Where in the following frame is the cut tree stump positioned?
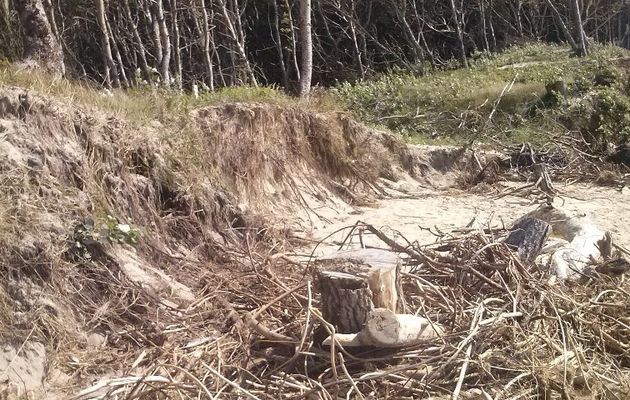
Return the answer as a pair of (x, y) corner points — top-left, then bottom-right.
(316, 249), (400, 334)
(505, 217), (551, 263)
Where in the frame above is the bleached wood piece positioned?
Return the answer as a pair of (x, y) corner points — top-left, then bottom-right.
(322, 308), (443, 348)
(517, 205), (611, 280)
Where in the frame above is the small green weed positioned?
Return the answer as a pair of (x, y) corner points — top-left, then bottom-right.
(72, 215), (140, 260)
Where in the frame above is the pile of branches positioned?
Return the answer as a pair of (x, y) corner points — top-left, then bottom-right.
(72, 223), (629, 399)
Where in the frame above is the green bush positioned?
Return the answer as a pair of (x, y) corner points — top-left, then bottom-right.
(591, 87), (630, 145)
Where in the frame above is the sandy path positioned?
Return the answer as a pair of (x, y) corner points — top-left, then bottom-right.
(301, 182), (630, 258)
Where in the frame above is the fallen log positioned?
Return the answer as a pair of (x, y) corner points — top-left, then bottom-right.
(322, 308), (443, 348)
(516, 205), (612, 280)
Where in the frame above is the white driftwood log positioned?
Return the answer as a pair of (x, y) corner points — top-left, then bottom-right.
(322, 308), (443, 348)
(516, 205), (610, 280)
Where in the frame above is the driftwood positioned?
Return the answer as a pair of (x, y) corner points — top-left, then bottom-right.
(322, 308), (443, 348)
(533, 163), (556, 202)
(517, 205), (612, 280)
(504, 217), (551, 263)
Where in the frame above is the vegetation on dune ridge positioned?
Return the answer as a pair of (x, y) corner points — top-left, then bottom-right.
(335, 42), (630, 146)
(0, 64), (296, 123)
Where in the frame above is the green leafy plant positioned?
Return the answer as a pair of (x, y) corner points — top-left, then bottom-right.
(591, 87), (630, 145)
(72, 215), (140, 260)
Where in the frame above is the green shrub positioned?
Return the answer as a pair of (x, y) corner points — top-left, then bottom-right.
(593, 62), (623, 87)
(591, 87), (630, 144)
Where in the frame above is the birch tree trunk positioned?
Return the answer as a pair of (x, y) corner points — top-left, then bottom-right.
(155, 0), (171, 86)
(122, 0), (152, 84)
(284, 0), (300, 81)
(107, 15), (129, 87)
(96, 0), (119, 88)
(199, 0), (215, 90)
(218, 0), (257, 86)
(571, 0), (588, 56)
(449, 0), (468, 68)
(299, 0), (312, 97)
(544, 0), (579, 53)
(271, 0), (289, 88)
(480, 0), (490, 52)
(171, 0), (182, 90)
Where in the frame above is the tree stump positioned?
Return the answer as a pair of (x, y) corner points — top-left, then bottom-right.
(505, 217), (551, 263)
(316, 249), (400, 334)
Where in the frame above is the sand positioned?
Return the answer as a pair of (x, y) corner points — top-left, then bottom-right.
(301, 182), (630, 258)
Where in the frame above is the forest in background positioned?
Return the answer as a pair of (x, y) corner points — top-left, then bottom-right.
(1, 0), (630, 93)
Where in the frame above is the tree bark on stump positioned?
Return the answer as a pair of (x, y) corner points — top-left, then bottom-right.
(316, 249), (400, 334)
(318, 271), (374, 334)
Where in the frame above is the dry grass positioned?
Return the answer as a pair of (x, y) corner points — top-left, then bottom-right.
(65, 224), (629, 399)
(0, 65), (295, 123)
(0, 83), (410, 398)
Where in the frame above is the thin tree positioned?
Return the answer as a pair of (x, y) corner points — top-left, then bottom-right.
(155, 0), (171, 86)
(299, 0), (312, 97)
(96, 0), (120, 87)
(122, 0), (152, 84)
(544, 0), (580, 54)
(571, 0), (588, 56)
(449, 0), (468, 67)
(199, 0), (215, 90)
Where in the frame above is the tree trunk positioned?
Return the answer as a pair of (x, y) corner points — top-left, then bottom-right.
(15, 0), (65, 75)
(271, 0), (289, 88)
(170, 0), (182, 90)
(571, 0), (588, 56)
(480, 0), (490, 52)
(155, 0), (171, 86)
(284, 0), (300, 81)
(449, 0), (468, 68)
(96, 0), (119, 88)
(544, 0), (579, 54)
(107, 15), (129, 87)
(299, 0), (312, 97)
(488, 0), (497, 49)
(122, 0), (152, 85)
(218, 0), (257, 86)
(199, 0), (215, 90)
